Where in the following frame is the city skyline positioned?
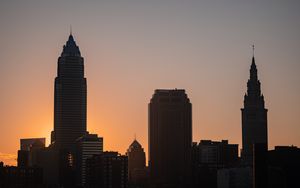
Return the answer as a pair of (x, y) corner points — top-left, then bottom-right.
(1, 1), (300, 166)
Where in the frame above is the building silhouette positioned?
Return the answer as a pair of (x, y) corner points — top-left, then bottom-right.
(217, 167), (252, 188)
(241, 56), (268, 165)
(51, 34), (87, 149)
(195, 140), (238, 169)
(86, 152), (128, 188)
(45, 34), (89, 187)
(20, 138), (46, 151)
(192, 140), (238, 188)
(253, 143), (268, 188)
(0, 162), (43, 188)
(17, 138), (46, 167)
(33, 33), (103, 187)
(126, 138), (148, 186)
(268, 146), (300, 188)
(76, 133), (103, 186)
(149, 89), (192, 187)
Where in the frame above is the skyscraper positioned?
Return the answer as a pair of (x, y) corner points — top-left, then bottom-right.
(51, 34), (87, 149)
(241, 56), (268, 165)
(149, 89), (192, 187)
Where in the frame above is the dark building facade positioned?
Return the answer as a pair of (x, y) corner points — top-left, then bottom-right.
(20, 138), (46, 151)
(241, 56), (268, 165)
(86, 152), (128, 188)
(76, 133), (103, 186)
(39, 34), (89, 187)
(51, 34), (87, 149)
(126, 139), (147, 185)
(268, 146), (300, 188)
(192, 140), (239, 188)
(194, 140), (238, 169)
(253, 143), (268, 188)
(0, 162), (43, 188)
(18, 138), (46, 167)
(149, 89), (192, 187)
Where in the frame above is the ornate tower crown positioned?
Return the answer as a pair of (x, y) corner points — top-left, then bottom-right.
(61, 34), (81, 57)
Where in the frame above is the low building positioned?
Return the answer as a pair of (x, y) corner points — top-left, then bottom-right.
(86, 151), (128, 188)
(268, 146), (300, 188)
(76, 133), (103, 186)
(192, 140), (239, 188)
(17, 138), (46, 167)
(196, 140), (238, 169)
(0, 162), (43, 188)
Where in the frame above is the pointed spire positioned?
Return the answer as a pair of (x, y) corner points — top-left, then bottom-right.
(61, 31), (81, 57)
(251, 56), (256, 67)
(251, 44), (256, 67)
(250, 59), (257, 81)
(249, 45), (258, 81)
(70, 25), (72, 36)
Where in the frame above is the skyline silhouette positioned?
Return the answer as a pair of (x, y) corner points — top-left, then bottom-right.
(1, 1), (300, 166)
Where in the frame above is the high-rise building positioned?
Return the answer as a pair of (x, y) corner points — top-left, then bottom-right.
(241, 56), (268, 165)
(85, 152), (128, 188)
(76, 133), (103, 186)
(39, 34), (88, 187)
(149, 89), (192, 187)
(51, 34), (87, 149)
(126, 138), (147, 185)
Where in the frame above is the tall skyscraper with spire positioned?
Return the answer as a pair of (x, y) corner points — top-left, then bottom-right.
(51, 33), (87, 149)
(241, 54), (268, 164)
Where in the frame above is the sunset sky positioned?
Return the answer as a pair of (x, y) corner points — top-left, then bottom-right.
(0, 0), (299, 165)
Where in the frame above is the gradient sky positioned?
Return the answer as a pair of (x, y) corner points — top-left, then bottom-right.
(0, 0), (299, 166)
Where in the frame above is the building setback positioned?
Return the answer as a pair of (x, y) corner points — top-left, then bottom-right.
(149, 89), (192, 187)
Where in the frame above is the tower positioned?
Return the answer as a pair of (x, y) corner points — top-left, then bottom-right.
(149, 89), (192, 187)
(126, 138), (147, 184)
(51, 34), (87, 149)
(241, 55), (268, 165)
